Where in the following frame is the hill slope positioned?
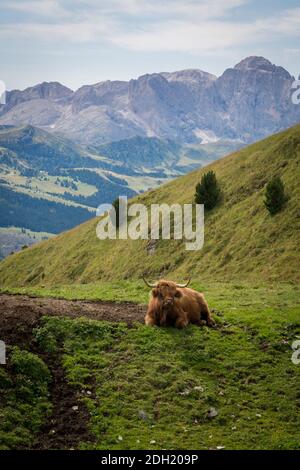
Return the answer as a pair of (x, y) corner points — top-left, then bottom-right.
(0, 125), (300, 286)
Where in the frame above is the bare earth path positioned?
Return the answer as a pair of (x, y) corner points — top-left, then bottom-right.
(0, 293), (146, 346)
(0, 294), (147, 450)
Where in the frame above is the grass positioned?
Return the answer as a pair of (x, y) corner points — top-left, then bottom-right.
(35, 288), (300, 450)
(1, 279), (300, 311)
(0, 226), (54, 240)
(0, 348), (52, 450)
(1, 282), (299, 450)
(0, 125), (299, 287)
(1, 173), (97, 198)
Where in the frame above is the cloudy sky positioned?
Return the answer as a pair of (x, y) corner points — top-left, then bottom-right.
(1, 0), (300, 90)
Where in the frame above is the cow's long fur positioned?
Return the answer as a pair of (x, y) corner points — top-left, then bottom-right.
(144, 279), (214, 328)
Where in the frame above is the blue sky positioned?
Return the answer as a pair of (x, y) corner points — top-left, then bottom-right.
(1, 0), (300, 90)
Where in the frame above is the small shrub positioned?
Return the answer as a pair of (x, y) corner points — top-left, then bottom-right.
(195, 171), (221, 210)
(112, 198), (120, 228)
(264, 176), (286, 215)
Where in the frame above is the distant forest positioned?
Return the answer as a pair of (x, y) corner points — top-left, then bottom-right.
(0, 186), (93, 234)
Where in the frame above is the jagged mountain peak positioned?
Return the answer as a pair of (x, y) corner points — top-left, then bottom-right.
(234, 56), (273, 70)
(161, 69), (216, 84)
(233, 56), (292, 78)
(10, 81), (73, 100)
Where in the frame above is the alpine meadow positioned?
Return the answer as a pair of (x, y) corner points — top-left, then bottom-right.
(1, 0), (300, 454)
(0, 125), (299, 451)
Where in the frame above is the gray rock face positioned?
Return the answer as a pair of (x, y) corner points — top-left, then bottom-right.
(215, 56), (298, 142)
(6, 82), (73, 107)
(0, 57), (299, 146)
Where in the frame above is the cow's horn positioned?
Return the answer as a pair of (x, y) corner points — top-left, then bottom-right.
(142, 277), (158, 288)
(176, 278), (191, 288)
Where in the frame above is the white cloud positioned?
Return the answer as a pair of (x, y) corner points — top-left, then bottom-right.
(93, 0), (248, 19)
(110, 20), (254, 52)
(0, 0), (300, 53)
(110, 7), (300, 53)
(2, 0), (68, 18)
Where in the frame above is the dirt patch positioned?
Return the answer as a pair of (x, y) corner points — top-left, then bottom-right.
(0, 293), (146, 450)
(0, 294), (146, 346)
(32, 355), (94, 450)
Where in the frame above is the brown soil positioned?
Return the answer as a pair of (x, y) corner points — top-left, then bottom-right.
(0, 294), (146, 343)
(31, 355), (95, 451)
(0, 293), (146, 450)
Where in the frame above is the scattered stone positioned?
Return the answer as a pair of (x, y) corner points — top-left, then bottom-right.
(212, 309), (224, 317)
(150, 440), (156, 444)
(72, 405), (79, 411)
(216, 446), (225, 450)
(256, 413), (262, 418)
(118, 435), (123, 441)
(86, 390), (92, 396)
(179, 389), (191, 396)
(194, 386), (204, 392)
(232, 426), (237, 430)
(138, 410), (148, 421)
(207, 407), (218, 419)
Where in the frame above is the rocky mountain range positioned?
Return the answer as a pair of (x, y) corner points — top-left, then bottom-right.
(0, 56), (299, 255)
(1, 56), (299, 147)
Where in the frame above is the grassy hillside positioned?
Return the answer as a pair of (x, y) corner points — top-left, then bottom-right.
(0, 125), (299, 287)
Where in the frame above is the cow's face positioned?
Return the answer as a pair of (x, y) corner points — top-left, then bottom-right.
(152, 281), (182, 309)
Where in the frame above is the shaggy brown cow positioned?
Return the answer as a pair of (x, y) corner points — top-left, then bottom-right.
(143, 278), (214, 329)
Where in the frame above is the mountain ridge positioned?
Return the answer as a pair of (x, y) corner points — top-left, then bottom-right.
(1, 56), (299, 146)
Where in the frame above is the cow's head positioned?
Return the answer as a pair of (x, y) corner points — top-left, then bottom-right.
(143, 278), (190, 309)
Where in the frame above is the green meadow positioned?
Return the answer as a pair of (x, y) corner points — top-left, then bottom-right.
(1, 125), (300, 450)
(1, 281), (299, 450)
